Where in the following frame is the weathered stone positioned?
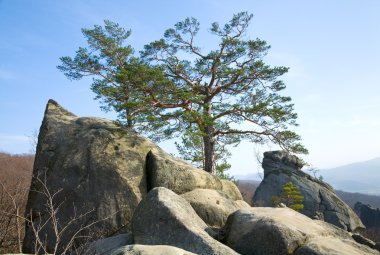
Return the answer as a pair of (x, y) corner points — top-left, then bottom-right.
(262, 150), (304, 174)
(146, 151), (224, 195)
(220, 179), (243, 200)
(181, 189), (250, 228)
(352, 234), (377, 250)
(110, 245), (197, 255)
(354, 202), (380, 228)
(23, 100), (167, 253)
(224, 207), (379, 255)
(295, 236), (379, 255)
(132, 187), (239, 255)
(84, 233), (133, 255)
(252, 150), (364, 231)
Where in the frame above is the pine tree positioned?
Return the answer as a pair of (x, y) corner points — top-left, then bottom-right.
(58, 13), (308, 174)
(272, 182), (304, 211)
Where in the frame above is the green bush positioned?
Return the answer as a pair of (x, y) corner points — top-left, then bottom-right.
(272, 182), (304, 211)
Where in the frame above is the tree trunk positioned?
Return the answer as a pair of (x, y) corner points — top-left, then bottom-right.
(202, 93), (215, 174)
(126, 108), (133, 128)
(203, 127), (215, 174)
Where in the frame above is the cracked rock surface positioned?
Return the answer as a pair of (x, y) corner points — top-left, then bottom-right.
(23, 100), (169, 253)
(224, 207), (379, 255)
(252, 150), (364, 231)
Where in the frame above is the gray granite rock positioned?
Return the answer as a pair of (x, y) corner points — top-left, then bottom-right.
(252, 150), (364, 231)
(181, 188), (249, 228)
(132, 187), (239, 255)
(110, 245), (197, 255)
(354, 202), (380, 228)
(224, 207), (379, 255)
(84, 233), (133, 255)
(23, 100), (168, 253)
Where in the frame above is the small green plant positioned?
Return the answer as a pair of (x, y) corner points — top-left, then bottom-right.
(272, 182), (304, 211)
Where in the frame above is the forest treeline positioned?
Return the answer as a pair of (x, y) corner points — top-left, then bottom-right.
(0, 152), (33, 253)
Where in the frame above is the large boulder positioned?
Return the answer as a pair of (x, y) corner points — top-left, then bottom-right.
(132, 187), (239, 255)
(181, 189), (250, 228)
(252, 150), (364, 231)
(23, 100), (167, 253)
(23, 100), (243, 253)
(354, 202), (380, 228)
(224, 207), (379, 255)
(220, 179), (243, 201)
(111, 245), (197, 255)
(146, 151), (222, 194)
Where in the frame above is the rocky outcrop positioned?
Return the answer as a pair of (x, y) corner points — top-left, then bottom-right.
(224, 207), (379, 255)
(354, 202), (380, 228)
(111, 245), (197, 255)
(252, 150), (364, 231)
(23, 100), (243, 254)
(132, 187), (239, 255)
(25, 100), (375, 255)
(181, 189), (250, 228)
(23, 100), (168, 253)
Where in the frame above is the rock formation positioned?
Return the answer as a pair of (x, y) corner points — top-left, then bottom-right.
(224, 207), (379, 255)
(132, 187), (239, 255)
(23, 100), (166, 253)
(84, 233), (133, 255)
(252, 150), (364, 231)
(111, 245), (197, 255)
(23, 100), (242, 254)
(181, 188), (249, 228)
(354, 202), (380, 228)
(22, 100), (379, 255)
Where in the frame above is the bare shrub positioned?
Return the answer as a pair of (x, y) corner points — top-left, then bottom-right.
(23, 172), (112, 254)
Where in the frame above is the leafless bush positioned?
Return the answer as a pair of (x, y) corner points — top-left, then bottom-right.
(23, 172), (111, 254)
(0, 179), (29, 253)
(0, 153), (112, 254)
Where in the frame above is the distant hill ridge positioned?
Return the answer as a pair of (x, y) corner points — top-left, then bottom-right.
(319, 157), (380, 195)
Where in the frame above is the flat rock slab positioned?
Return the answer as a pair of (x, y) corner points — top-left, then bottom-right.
(84, 233), (133, 255)
(111, 245), (197, 255)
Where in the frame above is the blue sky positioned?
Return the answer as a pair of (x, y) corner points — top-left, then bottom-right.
(1, 0), (379, 175)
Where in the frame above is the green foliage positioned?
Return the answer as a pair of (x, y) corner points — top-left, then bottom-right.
(272, 182), (304, 211)
(142, 11), (308, 172)
(175, 127), (236, 181)
(58, 13), (308, 173)
(57, 20), (172, 141)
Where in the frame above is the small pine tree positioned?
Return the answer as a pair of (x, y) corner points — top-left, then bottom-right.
(272, 182), (304, 211)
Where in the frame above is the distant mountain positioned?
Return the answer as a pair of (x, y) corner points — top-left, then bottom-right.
(335, 190), (380, 209)
(234, 173), (262, 181)
(319, 157), (380, 195)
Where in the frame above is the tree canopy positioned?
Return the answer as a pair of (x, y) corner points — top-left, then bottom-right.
(58, 12), (308, 174)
